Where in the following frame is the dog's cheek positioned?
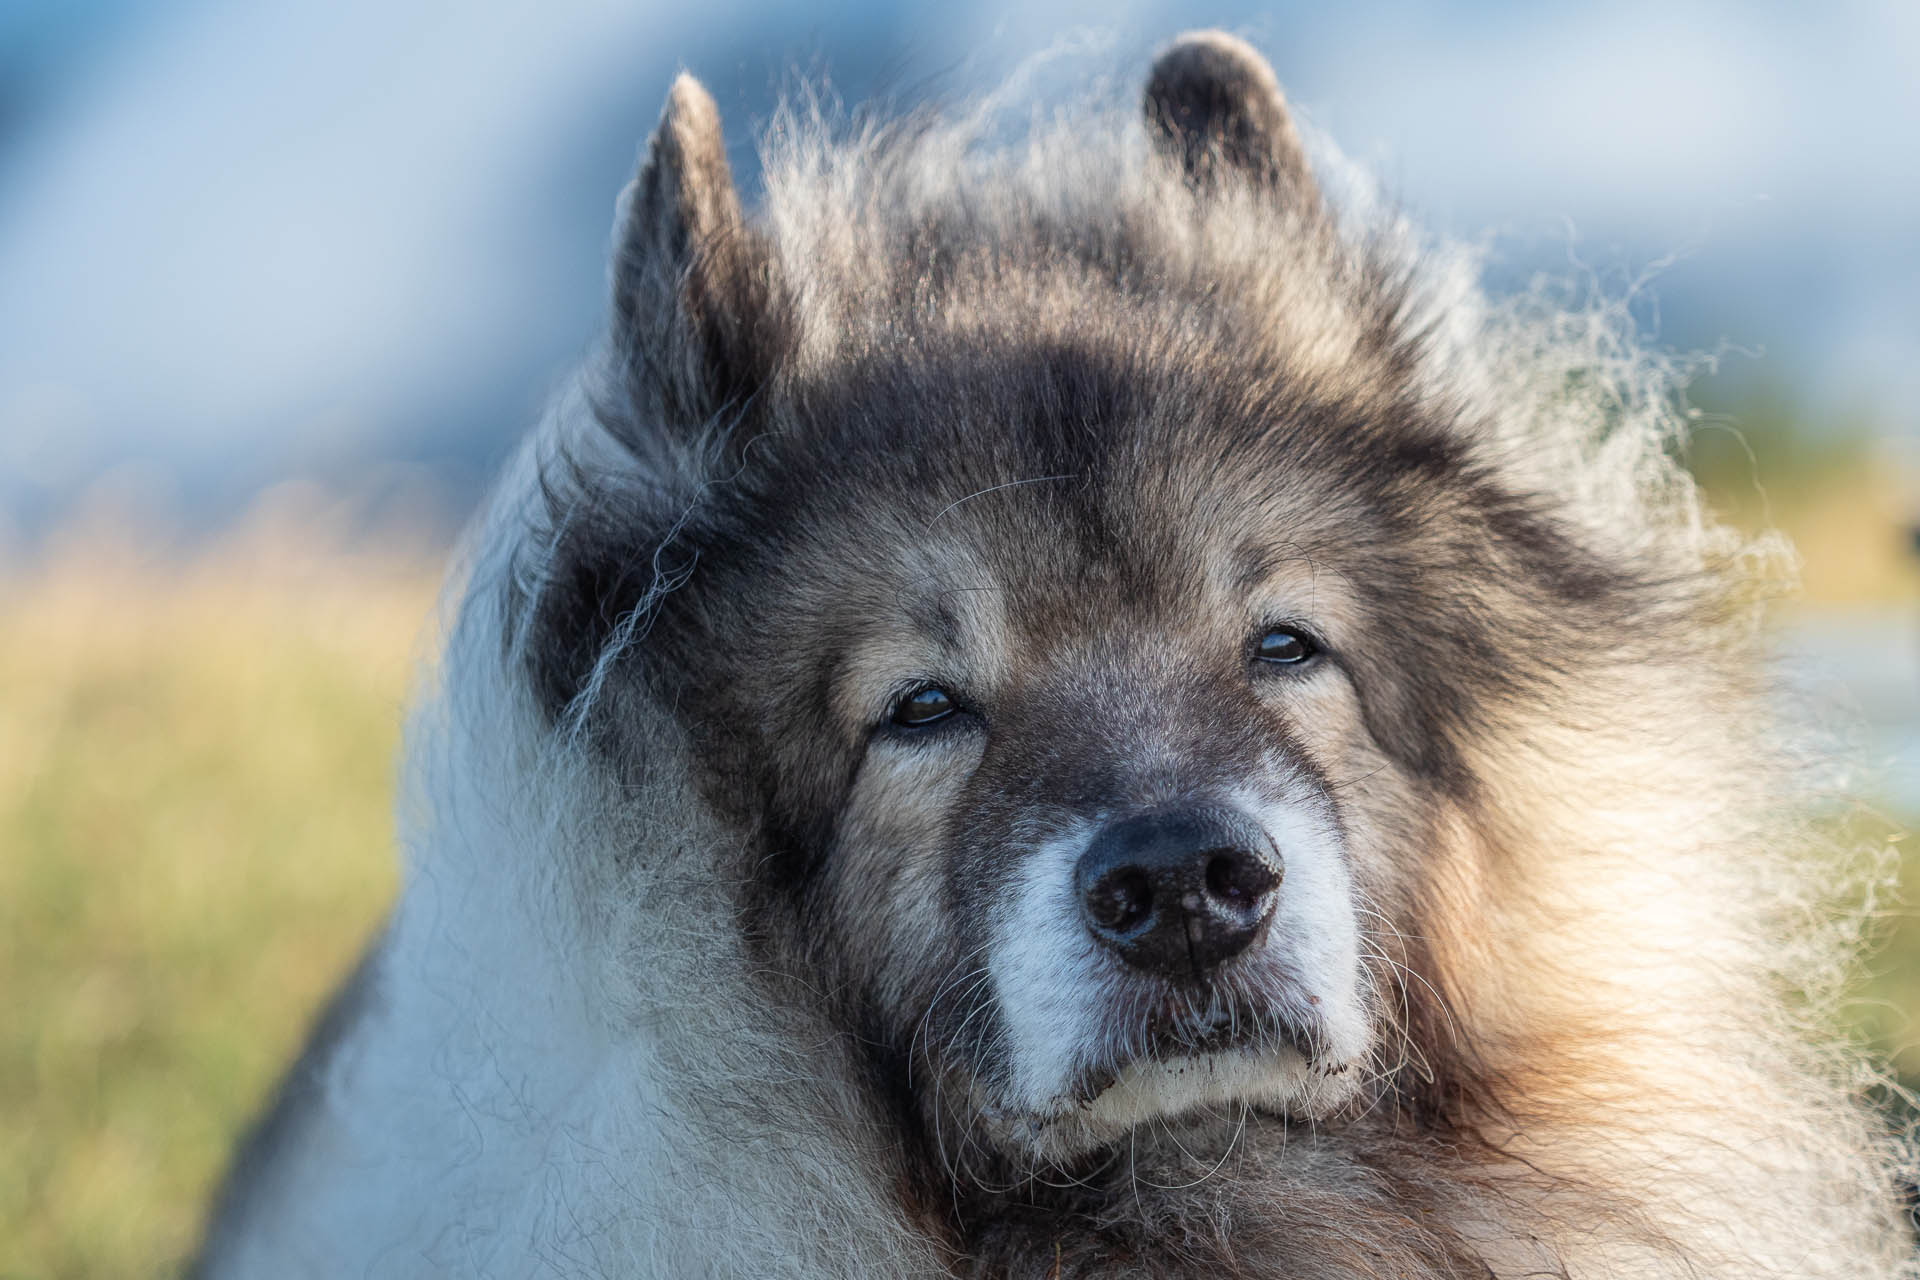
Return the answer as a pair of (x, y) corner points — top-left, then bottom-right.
(825, 745), (982, 1025)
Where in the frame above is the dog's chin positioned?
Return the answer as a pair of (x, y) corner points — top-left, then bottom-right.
(982, 1043), (1366, 1163)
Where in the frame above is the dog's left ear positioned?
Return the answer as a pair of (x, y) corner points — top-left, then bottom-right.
(609, 73), (780, 432)
(1144, 31), (1318, 212)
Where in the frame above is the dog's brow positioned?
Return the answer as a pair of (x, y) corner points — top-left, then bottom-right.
(1236, 542), (1357, 601)
(926, 474), (1077, 530)
(893, 576), (1002, 653)
(921, 589), (964, 653)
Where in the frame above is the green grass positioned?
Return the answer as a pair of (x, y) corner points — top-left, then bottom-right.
(1682, 379), (1919, 606)
(1859, 833), (1920, 1089)
(0, 534), (429, 1278)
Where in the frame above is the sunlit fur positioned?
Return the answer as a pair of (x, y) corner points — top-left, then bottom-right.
(196, 34), (1916, 1279)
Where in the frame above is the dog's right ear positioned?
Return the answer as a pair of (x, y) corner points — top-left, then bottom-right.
(1144, 32), (1318, 213)
(609, 74), (778, 430)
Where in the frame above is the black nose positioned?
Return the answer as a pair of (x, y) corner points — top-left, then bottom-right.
(1075, 808), (1283, 977)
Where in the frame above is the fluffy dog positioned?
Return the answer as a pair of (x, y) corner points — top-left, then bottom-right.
(196, 31), (1916, 1278)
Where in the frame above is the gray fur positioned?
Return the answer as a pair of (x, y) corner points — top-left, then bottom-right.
(1145, 30), (1318, 203)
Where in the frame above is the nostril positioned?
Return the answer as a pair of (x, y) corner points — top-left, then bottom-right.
(1204, 852), (1242, 902)
(1089, 867), (1154, 936)
(1203, 849), (1278, 911)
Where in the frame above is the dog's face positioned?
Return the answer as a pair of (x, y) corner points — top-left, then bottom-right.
(781, 419), (1381, 1160)
(619, 337), (1499, 1166)
(538, 35), (1628, 1174)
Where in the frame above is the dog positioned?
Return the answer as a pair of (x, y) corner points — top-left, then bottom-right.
(194, 31), (1916, 1278)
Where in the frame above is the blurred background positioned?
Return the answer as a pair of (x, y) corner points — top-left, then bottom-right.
(1, 1), (1915, 1274)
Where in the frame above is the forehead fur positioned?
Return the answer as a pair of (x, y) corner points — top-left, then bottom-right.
(758, 106), (1404, 415)
(523, 68), (1757, 804)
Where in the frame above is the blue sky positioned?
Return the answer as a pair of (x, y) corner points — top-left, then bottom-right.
(1, 0), (1915, 532)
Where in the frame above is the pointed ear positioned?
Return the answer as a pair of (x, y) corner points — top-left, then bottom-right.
(610, 73), (778, 428)
(1144, 31), (1318, 211)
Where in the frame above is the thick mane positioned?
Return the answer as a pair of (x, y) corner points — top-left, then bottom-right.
(196, 48), (1916, 1280)
(513, 98), (1912, 1272)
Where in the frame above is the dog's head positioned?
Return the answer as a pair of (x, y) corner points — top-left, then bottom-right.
(528, 33), (1641, 1170)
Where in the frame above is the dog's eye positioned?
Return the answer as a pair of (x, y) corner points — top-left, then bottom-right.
(1254, 627), (1318, 666)
(891, 686), (957, 727)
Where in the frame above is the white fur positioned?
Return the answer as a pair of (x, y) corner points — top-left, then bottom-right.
(990, 824), (1107, 1119)
(987, 785), (1368, 1160)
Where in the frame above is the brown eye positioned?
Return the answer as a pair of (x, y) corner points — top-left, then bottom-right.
(1255, 627), (1317, 666)
(891, 686), (957, 727)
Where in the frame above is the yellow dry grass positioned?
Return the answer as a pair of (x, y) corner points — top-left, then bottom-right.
(0, 511), (435, 1279)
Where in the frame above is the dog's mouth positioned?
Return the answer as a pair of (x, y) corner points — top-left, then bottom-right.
(963, 971), (1359, 1162)
(1059, 977), (1328, 1106)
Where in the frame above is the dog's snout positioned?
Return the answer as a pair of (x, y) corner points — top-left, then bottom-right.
(1076, 809), (1282, 976)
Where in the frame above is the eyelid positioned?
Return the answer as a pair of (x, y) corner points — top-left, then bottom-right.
(1251, 620), (1332, 665)
(880, 677), (946, 718)
(893, 686), (957, 727)
(877, 678), (974, 727)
